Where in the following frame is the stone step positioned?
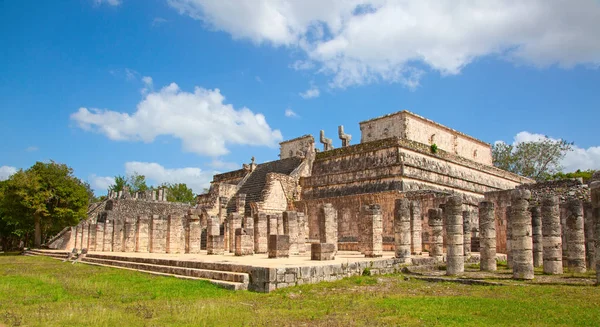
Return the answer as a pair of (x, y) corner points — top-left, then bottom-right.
(25, 249), (69, 260)
(85, 253), (251, 274)
(82, 256), (249, 285)
(81, 260), (247, 291)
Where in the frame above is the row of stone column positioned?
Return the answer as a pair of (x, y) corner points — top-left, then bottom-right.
(73, 212), (202, 254)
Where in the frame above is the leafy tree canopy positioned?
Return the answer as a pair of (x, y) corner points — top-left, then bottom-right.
(162, 183), (196, 204)
(492, 138), (573, 181)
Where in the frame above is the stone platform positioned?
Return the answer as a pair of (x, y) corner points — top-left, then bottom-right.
(25, 249), (502, 292)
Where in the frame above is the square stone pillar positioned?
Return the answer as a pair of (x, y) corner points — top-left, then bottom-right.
(268, 235), (290, 258)
(207, 215), (224, 255)
(74, 225), (81, 249)
(311, 243), (335, 261)
(166, 215), (185, 254)
(283, 211), (299, 255)
(187, 215), (202, 254)
(235, 228), (254, 256)
(297, 212), (307, 253)
(81, 223), (89, 250)
(112, 220), (124, 252)
(124, 218), (137, 252)
(362, 204), (383, 258)
(277, 214), (284, 235)
(267, 214), (278, 235)
(410, 201), (422, 255)
(236, 193), (246, 215)
(254, 212), (268, 254)
(89, 224), (97, 251)
(319, 204), (338, 252)
(95, 223), (105, 252)
(150, 215), (167, 253)
(103, 220), (113, 252)
(136, 216), (150, 253)
(228, 213), (242, 253)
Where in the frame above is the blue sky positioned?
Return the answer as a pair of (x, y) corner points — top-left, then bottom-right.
(1, 0), (599, 195)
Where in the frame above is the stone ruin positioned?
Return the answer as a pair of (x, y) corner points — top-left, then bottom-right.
(46, 110), (600, 288)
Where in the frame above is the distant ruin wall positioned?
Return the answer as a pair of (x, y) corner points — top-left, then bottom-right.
(279, 135), (314, 160)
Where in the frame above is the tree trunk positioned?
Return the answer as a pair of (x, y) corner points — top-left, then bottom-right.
(34, 214), (42, 248)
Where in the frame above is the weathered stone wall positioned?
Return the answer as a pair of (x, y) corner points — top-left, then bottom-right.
(279, 135), (315, 159)
(359, 111), (492, 165)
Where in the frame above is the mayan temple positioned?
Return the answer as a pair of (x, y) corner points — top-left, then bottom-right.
(42, 110), (599, 291)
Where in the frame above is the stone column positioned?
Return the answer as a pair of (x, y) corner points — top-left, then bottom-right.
(267, 214), (278, 235)
(235, 228), (254, 256)
(463, 210), (471, 257)
(506, 206), (513, 269)
(510, 190), (534, 280)
(319, 204), (338, 252)
(150, 215), (167, 253)
(136, 216), (150, 253)
(297, 212), (307, 253)
(268, 235), (290, 258)
(207, 215), (224, 255)
(82, 223), (89, 250)
(277, 214), (284, 236)
(531, 206), (543, 267)
(445, 196), (464, 276)
(89, 224), (97, 251)
(565, 199), (586, 273)
(590, 180), (600, 285)
(394, 198), (411, 263)
(236, 194), (246, 214)
(95, 223), (105, 252)
(157, 189), (163, 202)
(410, 201), (422, 255)
(479, 201), (497, 271)
(283, 211), (299, 255)
(254, 212), (268, 253)
(583, 202), (596, 270)
(166, 215), (184, 254)
(362, 204), (383, 257)
(112, 220), (124, 252)
(541, 195), (563, 274)
(428, 208), (444, 261)
(103, 220), (113, 252)
(124, 218), (137, 252)
(187, 215), (202, 254)
(74, 225), (81, 249)
(228, 213), (241, 253)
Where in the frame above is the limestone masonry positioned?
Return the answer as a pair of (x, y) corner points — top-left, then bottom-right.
(46, 110), (600, 291)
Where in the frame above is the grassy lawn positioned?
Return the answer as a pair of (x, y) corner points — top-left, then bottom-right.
(0, 254), (599, 326)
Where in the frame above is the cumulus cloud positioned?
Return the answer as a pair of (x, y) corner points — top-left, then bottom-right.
(284, 108), (298, 118)
(500, 131), (600, 173)
(94, 0), (121, 6)
(141, 76), (153, 94)
(168, 0), (600, 88)
(299, 85), (320, 99)
(89, 174), (115, 192)
(0, 166), (17, 181)
(70, 82), (282, 157)
(125, 161), (214, 194)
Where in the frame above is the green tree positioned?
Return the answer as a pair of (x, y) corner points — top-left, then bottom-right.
(548, 169), (596, 183)
(127, 172), (148, 193)
(492, 138), (573, 181)
(109, 175), (127, 192)
(0, 161), (88, 247)
(163, 183), (196, 204)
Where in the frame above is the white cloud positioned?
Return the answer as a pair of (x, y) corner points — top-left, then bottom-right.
(125, 161), (214, 194)
(94, 0), (121, 6)
(168, 0), (600, 88)
(255, 76), (263, 83)
(208, 159), (239, 170)
(501, 131), (600, 173)
(70, 82), (282, 157)
(299, 86), (320, 99)
(0, 166), (17, 181)
(152, 17), (168, 26)
(25, 146), (38, 152)
(141, 76), (153, 94)
(284, 108), (298, 118)
(290, 60), (315, 71)
(89, 174), (115, 192)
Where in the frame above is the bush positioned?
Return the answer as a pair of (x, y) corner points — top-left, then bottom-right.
(430, 143), (438, 154)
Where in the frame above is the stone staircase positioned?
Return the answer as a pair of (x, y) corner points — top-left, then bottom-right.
(23, 249), (249, 291)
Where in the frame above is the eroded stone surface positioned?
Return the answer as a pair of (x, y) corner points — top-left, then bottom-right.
(479, 201), (496, 272)
(541, 195), (563, 275)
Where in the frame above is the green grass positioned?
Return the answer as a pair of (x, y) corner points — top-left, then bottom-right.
(1, 255), (599, 326)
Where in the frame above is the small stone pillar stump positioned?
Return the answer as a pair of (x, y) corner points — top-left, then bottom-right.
(311, 243), (336, 261)
(445, 196), (464, 276)
(510, 190), (534, 280)
(268, 235), (290, 258)
(531, 206), (543, 267)
(541, 195), (563, 274)
(207, 216), (224, 255)
(394, 198), (412, 263)
(479, 201), (497, 271)
(228, 213), (242, 253)
(362, 204), (383, 258)
(283, 211), (299, 255)
(234, 228), (254, 256)
(187, 216), (202, 254)
(410, 201), (422, 255)
(428, 208), (444, 261)
(319, 204), (338, 252)
(566, 199), (586, 273)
